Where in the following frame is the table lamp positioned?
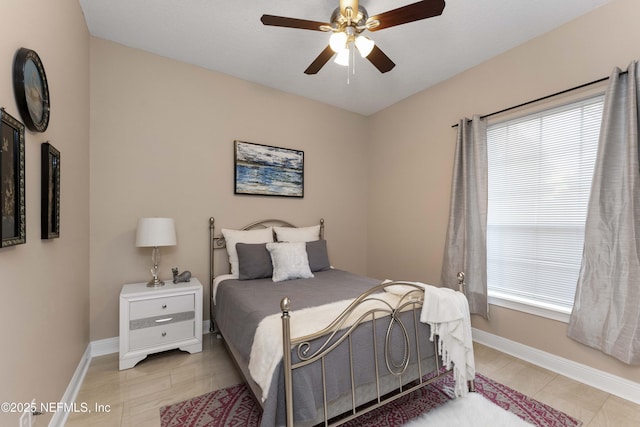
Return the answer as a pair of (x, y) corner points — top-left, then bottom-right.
(135, 217), (177, 287)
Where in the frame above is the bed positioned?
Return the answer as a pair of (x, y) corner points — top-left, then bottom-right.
(208, 217), (475, 427)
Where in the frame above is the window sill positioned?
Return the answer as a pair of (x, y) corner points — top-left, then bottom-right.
(488, 291), (571, 323)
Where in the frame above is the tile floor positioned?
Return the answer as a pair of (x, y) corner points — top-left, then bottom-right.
(66, 334), (639, 426)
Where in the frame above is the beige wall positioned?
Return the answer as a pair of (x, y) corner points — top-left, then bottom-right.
(367, 0), (640, 382)
(89, 38), (370, 341)
(0, 0), (90, 425)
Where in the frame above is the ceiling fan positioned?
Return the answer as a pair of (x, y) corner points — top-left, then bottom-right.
(261, 0), (446, 75)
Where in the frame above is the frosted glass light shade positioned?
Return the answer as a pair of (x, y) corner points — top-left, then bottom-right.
(135, 218), (177, 247)
(334, 48), (350, 66)
(355, 35), (374, 57)
(329, 32), (348, 53)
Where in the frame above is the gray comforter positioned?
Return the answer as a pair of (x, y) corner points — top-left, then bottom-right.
(214, 269), (437, 426)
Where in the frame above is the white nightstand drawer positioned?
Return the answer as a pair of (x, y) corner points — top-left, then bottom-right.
(129, 320), (195, 350)
(130, 294), (194, 319)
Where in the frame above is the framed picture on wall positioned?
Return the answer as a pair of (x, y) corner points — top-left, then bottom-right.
(234, 140), (304, 198)
(41, 142), (60, 239)
(0, 108), (26, 248)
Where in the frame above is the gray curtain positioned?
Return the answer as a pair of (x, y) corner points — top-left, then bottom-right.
(441, 115), (489, 318)
(567, 61), (640, 365)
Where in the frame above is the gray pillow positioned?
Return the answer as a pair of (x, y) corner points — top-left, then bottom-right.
(306, 239), (330, 272)
(236, 243), (273, 280)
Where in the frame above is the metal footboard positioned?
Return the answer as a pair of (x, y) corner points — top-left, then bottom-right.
(280, 282), (450, 427)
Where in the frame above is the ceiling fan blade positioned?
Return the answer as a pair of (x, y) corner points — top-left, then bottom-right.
(368, 0), (445, 31)
(304, 45), (335, 75)
(367, 45), (395, 73)
(261, 14), (330, 31)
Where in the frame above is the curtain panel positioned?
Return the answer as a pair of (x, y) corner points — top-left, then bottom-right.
(567, 61), (640, 365)
(441, 115), (489, 318)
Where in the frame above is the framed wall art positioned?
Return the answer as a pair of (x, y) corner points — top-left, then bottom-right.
(0, 108), (26, 247)
(234, 140), (304, 198)
(13, 47), (50, 132)
(41, 142), (60, 239)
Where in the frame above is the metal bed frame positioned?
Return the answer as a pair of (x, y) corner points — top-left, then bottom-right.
(208, 217), (472, 427)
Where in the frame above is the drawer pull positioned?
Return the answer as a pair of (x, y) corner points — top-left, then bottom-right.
(155, 317), (173, 323)
(162, 304), (167, 309)
(161, 332), (167, 337)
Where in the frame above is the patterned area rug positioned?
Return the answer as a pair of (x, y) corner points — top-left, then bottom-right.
(160, 373), (582, 427)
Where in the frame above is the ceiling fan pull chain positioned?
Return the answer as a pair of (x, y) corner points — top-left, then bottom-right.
(352, 43), (356, 76)
(346, 43), (352, 85)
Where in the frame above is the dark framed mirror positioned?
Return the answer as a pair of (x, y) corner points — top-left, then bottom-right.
(41, 142), (60, 239)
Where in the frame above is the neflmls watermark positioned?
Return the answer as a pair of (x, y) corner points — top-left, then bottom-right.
(1, 401), (111, 414)
(39, 401), (112, 414)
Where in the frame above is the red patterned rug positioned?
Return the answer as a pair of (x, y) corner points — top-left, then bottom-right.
(160, 373), (581, 427)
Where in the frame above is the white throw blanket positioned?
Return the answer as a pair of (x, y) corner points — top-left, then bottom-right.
(422, 285), (475, 396)
(385, 282), (476, 396)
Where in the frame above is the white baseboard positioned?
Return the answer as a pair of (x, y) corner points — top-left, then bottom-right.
(48, 344), (92, 427)
(472, 327), (640, 404)
(90, 336), (119, 357)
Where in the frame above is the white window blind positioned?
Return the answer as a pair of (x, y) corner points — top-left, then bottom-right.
(486, 95), (604, 314)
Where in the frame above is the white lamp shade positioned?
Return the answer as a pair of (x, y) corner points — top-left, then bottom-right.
(135, 218), (177, 247)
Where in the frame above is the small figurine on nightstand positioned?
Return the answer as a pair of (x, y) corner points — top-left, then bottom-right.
(172, 267), (191, 284)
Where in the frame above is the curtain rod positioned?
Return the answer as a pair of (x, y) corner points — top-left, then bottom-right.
(451, 73), (618, 128)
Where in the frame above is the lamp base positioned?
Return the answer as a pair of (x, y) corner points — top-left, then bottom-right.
(146, 277), (165, 287)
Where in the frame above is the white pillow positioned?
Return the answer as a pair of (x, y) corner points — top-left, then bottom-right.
(222, 227), (274, 277)
(274, 224), (320, 242)
(266, 242), (314, 282)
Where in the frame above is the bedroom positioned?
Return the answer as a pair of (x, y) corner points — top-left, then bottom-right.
(0, 0), (639, 426)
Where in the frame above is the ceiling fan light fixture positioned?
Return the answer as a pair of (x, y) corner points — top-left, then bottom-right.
(329, 31), (348, 53)
(355, 35), (374, 57)
(334, 47), (350, 66)
(262, 0), (445, 75)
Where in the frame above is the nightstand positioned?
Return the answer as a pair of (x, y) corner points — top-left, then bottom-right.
(119, 278), (203, 370)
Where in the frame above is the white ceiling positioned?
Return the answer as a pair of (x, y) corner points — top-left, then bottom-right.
(79, 0), (610, 116)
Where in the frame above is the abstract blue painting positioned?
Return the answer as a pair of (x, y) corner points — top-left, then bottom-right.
(234, 141), (304, 197)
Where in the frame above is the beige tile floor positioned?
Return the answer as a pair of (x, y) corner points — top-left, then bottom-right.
(66, 334), (639, 426)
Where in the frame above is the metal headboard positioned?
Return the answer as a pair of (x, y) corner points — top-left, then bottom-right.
(208, 217), (325, 332)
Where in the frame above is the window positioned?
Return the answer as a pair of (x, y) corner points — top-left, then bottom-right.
(486, 95), (604, 321)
